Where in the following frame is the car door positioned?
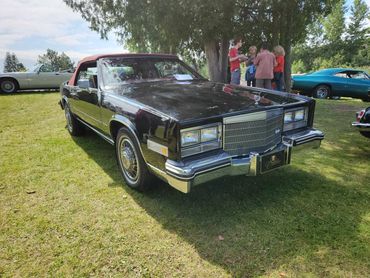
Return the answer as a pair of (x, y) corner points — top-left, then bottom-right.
(330, 71), (350, 96)
(345, 71), (370, 99)
(27, 65), (63, 88)
(72, 62), (103, 129)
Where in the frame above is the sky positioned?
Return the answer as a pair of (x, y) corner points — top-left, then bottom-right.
(0, 0), (369, 73)
(0, 0), (125, 72)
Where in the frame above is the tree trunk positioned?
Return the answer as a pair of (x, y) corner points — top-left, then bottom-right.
(284, 44), (292, 92)
(218, 37), (229, 83)
(204, 38), (229, 83)
(281, 3), (292, 92)
(204, 40), (221, 81)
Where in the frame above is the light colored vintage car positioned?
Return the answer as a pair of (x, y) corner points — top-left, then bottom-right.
(0, 65), (73, 93)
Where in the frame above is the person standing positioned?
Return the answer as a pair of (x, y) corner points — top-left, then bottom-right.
(273, 45), (285, 91)
(254, 42), (276, 89)
(229, 38), (247, 85)
(245, 45), (257, 87)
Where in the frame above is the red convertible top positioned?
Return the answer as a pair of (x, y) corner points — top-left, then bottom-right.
(68, 53), (179, 85)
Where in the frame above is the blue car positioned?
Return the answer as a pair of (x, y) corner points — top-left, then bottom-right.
(292, 68), (370, 101)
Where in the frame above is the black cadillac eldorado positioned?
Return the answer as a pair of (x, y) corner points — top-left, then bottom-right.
(59, 53), (324, 193)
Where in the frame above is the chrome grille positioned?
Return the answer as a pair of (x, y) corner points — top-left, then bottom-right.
(223, 109), (283, 156)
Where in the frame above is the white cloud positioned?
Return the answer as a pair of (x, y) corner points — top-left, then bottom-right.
(0, 0), (126, 72)
(0, 0), (82, 48)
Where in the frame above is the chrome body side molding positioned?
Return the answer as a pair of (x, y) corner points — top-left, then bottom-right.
(76, 118), (114, 145)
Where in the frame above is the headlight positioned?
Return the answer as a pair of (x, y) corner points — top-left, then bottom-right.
(181, 130), (200, 146)
(294, 110), (305, 121)
(180, 123), (222, 157)
(284, 108), (308, 131)
(284, 112), (294, 123)
(201, 126), (218, 142)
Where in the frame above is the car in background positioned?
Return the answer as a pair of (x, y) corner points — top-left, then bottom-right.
(352, 107), (370, 138)
(59, 53), (324, 193)
(0, 65), (73, 94)
(292, 68), (370, 101)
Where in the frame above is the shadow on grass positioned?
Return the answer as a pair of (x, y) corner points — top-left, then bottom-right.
(72, 130), (370, 276)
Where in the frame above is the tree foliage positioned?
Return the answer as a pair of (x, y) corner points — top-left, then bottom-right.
(37, 49), (74, 71)
(3, 52), (27, 73)
(347, 0), (369, 47)
(323, 0), (346, 44)
(64, 0), (336, 85)
(292, 0), (369, 73)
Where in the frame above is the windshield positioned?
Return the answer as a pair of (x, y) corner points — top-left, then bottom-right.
(32, 65), (41, 73)
(100, 57), (203, 89)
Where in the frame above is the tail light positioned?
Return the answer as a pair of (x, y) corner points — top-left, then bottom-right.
(356, 110), (365, 122)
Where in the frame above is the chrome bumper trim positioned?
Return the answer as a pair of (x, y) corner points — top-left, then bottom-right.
(352, 122), (370, 131)
(282, 128), (324, 147)
(149, 128), (324, 193)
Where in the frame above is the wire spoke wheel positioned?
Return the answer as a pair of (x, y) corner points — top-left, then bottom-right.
(119, 138), (140, 182)
(115, 128), (154, 191)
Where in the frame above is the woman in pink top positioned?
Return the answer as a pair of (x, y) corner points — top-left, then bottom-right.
(254, 42), (277, 89)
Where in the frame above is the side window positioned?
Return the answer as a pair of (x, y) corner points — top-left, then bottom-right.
(39, 65), (54, 73)
(76, 63), (98, 88)
(349, 71), (368, 79)
(334, 72), (348, 78)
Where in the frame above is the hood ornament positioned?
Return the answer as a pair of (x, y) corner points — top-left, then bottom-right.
(254, 94), (261, 105)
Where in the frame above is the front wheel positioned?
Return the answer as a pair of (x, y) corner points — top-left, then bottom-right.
(313, 85), (330, 99)
(0, 78), (18, 93)
(115, 128), (153, 191)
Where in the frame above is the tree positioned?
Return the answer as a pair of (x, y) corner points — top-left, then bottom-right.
(37, 49), (74, 71)
(291, 0), (370, 73)
(322, 0), (346, 44)
(3, 52), (27, 72)
(347, 0), (369, 48)
(64, 0), (336, 86)
(252, 0), (338, 89)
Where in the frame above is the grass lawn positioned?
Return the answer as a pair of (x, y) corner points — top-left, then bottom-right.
(0, 92), (369, 277)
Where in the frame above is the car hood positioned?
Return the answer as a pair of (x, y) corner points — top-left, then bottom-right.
(110, 80), (305, 122)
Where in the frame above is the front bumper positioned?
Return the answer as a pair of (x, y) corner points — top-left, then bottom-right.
(148, 128), (324, 193)
(352, 122), (370, 132)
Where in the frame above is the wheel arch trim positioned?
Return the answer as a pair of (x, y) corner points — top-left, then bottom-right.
(109, 115), (147, 162)
(60, 96), (69, 108)
(314, 83), (332, 90)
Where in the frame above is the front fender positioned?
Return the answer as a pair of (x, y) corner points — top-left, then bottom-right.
(109, 114), (139, 141)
